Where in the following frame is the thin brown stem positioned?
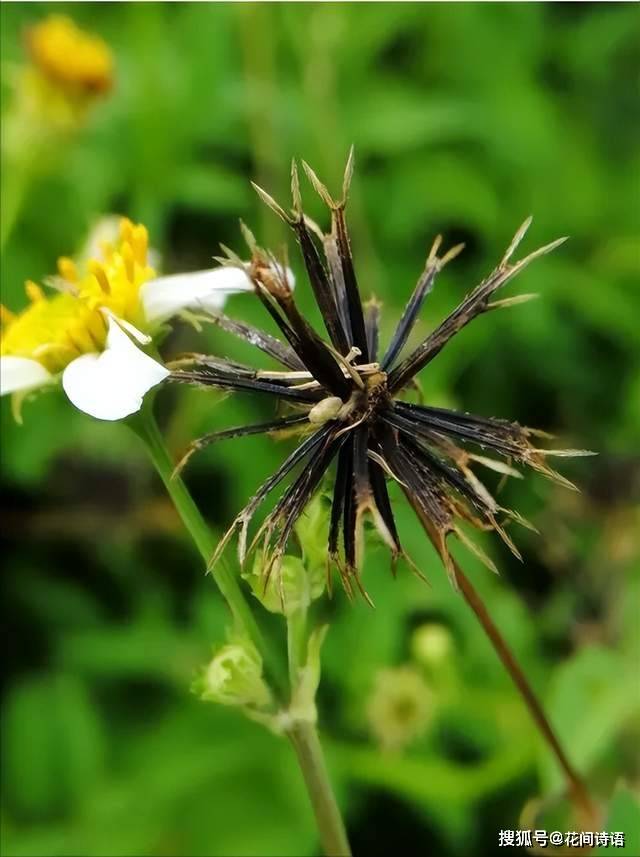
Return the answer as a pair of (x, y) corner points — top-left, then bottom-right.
(452, 559), (598, 826)
(402, 491), (598, 826)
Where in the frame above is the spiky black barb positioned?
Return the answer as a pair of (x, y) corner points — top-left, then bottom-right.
(171, 151), (593, 600)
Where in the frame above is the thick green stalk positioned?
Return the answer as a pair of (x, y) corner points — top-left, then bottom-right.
(130, 409), (286, 694)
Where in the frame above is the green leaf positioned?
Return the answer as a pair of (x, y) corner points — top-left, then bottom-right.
(540, 646), (640, 793)
(596, 787), (640, 855)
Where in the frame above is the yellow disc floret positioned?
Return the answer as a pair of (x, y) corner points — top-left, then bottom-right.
(77, 218), (153, 324)
(26, 15), (114, 95)
(1, 219), (155, 374)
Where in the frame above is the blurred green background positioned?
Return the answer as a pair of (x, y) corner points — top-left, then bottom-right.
(1, 3), (639, 855)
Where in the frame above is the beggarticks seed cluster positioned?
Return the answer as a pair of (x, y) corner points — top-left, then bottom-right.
(172, 152), (592, 599)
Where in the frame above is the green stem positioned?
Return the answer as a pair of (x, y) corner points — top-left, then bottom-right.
(287, 607), (307, 681)
(130, 407), (286, 694)
(133, 406), (349, 854)
(289, 723), (352, 857)
(287, 608), (351, 856)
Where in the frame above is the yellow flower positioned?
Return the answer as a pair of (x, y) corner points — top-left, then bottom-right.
(1, 19), (114, 248)
(2, 218), (152, 370)
(3, 16), (114, 137)
(26, 15), (114, 96)
(1, 217), (257, 420)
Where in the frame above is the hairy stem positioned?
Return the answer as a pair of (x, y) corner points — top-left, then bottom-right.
(453, 560), (598, 825)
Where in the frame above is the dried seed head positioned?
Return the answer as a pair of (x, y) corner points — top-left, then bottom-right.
(175, 154), (588, 602)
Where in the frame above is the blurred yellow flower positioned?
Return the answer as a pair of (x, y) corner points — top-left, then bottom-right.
(14, 15), (113, 132)
(0, 18), (116, 247)
(26, 15), (114, 96)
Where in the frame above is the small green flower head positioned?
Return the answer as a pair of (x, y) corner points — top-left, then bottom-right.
(366, 666), (433, 752)
(194, 640), (272, 710)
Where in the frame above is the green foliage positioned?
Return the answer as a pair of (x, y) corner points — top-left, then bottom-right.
(2, 674), (104, 819)
(597, 788), (640, 855)
(1, 3), (638, 855)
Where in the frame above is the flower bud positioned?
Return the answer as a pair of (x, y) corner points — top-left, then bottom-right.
(294, 494), (331, 575)
(411, 623), (453, 669)
(247, 553), (325, 617)
(194, 640), (272, 710)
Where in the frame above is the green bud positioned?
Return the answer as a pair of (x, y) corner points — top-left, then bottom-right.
(247, 553), (325, 617)
(194, 640), (272, 710)
(410, 624), (453, 669)
(294, 494), (331, 575)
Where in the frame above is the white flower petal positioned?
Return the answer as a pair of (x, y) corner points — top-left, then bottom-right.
(78, 215), (122, 263)
(140, 265), (296, 326)
(62, 317), (169, 421)
(140, 267), (254, 325)
(101, 307), (151, 344)
(0, 356), (51, 396)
